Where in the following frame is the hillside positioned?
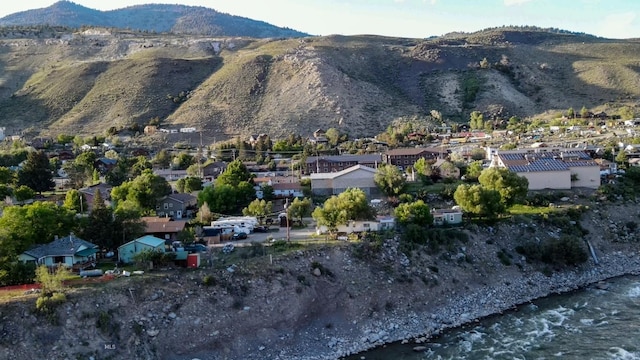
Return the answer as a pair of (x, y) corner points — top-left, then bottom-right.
(0, 1), (308, 38)
(0, 27), (639, 141)
(1, 199), (639, 360)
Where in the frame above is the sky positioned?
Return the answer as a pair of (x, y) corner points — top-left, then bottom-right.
(2, 0), (640, 39)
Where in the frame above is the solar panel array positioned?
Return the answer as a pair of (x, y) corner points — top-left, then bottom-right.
(509, 159), (569, 173)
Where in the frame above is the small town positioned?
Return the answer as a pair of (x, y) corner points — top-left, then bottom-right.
(1, 1), (640, 360)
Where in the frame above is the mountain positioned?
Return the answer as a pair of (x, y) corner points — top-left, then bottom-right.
(0, 25), (639, 142)
(0, 1), (308, 38)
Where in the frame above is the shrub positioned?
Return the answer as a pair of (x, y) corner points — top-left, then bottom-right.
(202, 275), (215, 286)
(35, 265), (70, 296)
(35, 292), (67, 314)
(517, 235), (588, 267)
(497, 249), (512, 266)
(0, 261), (36, 287)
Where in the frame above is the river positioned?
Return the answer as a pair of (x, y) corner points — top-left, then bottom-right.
(347, 275), (640, 360)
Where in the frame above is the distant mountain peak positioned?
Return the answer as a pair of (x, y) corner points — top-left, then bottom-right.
(0, 2), (309, 38)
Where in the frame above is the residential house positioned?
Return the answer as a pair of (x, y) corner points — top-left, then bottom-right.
(79, 183), (113, 212)
(316, 219), (381, 235)
(94, 157), (117, 174)
(310, 164), (379, 196)
(0, 127), (4, 141)
(202, 161), (227, 181)
(142, 216), (187, 243)
(19, 234), (99, 271)
(432, 159), (460, 179)
(117, 235), (165, 264)
(431, 208), (463, 226)
(156, 193), (198, 219)
(491, 149), (601, 190)
(304, 154), (382, 175)
(383, 147), (444, 170)
(272, 182), (304, 198)
(154, 168), (189, 182)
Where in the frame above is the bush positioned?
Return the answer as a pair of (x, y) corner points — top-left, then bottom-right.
(35, 265), (70, 296)
(36, 292), (66, 314)
(0, 261), (36, 287)
(516, 235), (588, 267)
(497, 249), (512, 266)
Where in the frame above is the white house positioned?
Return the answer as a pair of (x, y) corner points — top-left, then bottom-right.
(491, 149), (600, 190)
(432, 209), (463, 226)
(310, 164), (379, 196)
(316, 220), (382, 235)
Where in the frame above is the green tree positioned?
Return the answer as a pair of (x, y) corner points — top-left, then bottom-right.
(197, 184), (238, 215)
(0, 167), (15, 184)
(152, 149), (172, 168)
(111, 169), (171, 212)
(469, 111), (484, 130)
(453, 184), (505, 219)
(242, 199), (273, 223)
(35, 264), (70, 296)
(325, 128), (341, 146)
(0, 184), (12, 200)
(63, 189), (85, 213)
(374, 164), (406, 197)
(394, 200), (433, 227)
(14, 185), (35, 202)
(17, 151), (54, 194)
(287, 197), (312, 224)
(464, 161), (484, 182)
(176, 176), (203, 193)
(567, 107), (575, 118)
(580, 106), (589, 118)
(261, 184), (275, 201)
(172, 152), (195, 170)
(312, 188), (374, 234)
(130, 156), (152, 178)
(619, 106), (635, 120)
(615, 150), (628, 166)
(478, 168), (529, 207)
(216, 160), (252, 187)
(0, 202), (77, 253)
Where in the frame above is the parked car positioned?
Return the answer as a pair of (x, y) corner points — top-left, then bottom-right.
(253, 225), (270, 233)
(232, 232), (247, 240)
(184, 244), (208, 253)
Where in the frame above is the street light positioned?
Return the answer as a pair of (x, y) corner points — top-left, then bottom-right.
(284, 198), (290, 242)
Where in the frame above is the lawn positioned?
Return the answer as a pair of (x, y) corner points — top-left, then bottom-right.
(508, 204), (559, 216)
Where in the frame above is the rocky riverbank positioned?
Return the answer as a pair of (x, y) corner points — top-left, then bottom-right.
(1, 202), (639, 360)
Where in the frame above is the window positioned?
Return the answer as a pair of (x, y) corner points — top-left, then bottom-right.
(169, 203), (173, 208)
(164, 203), (169, 209)
(363, 223), (370, 228)
(53, 256), (65, 264)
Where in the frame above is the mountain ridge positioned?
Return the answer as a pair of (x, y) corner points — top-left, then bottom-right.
(0, 1), (309, 38)
(0, 22), (639, 141)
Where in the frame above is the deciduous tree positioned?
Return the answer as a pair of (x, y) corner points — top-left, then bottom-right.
(394, 200), (433, 227)
(478, 168), (529, 207)
(453, 184), (505, 218)
(374, 164), (406, 197)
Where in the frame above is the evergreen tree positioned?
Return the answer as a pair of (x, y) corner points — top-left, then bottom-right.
(17, 151), (54, 194)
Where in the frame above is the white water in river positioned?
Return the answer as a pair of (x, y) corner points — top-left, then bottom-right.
(349, 275), (640, 360)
